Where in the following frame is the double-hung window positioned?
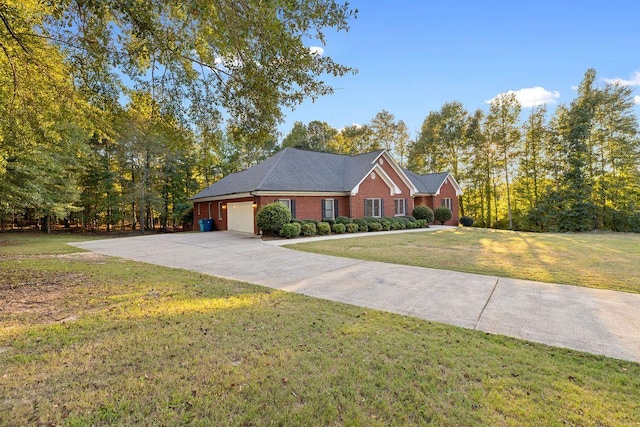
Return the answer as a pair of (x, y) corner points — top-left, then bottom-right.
(394, 199), (406, 216)
(441, 198), (452, 210)
(322, 199), (336, 220)
(365, 198), (382, 217)
(278, 199), (296, 218)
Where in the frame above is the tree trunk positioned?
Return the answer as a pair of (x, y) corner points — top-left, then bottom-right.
(42, 215), (50, 234)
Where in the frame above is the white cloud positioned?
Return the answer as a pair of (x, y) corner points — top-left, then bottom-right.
(309, 46), (324, 56)
(603, 71), (640, 86)
(571, 85), (579, 90)
(486, 87), (561, 108)
(635, 95), (640, 105)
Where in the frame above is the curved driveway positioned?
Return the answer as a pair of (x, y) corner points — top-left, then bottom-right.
(71, 231), (640, 363)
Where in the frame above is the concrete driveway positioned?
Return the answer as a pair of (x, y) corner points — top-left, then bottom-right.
(71, 231), (640, 363)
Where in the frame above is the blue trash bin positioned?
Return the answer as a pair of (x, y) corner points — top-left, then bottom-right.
(203, 219), (213, 232)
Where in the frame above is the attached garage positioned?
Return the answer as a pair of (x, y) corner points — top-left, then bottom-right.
(227, 201), (255, 233)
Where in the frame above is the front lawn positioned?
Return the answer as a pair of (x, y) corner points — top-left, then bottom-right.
(1, 233), (639, 425)
(290, 227), (640, 294)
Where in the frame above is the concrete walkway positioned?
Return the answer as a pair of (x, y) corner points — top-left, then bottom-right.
(71, 231), (640, 363)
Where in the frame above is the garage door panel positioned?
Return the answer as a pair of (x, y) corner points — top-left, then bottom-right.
(227, 202), (254, 233)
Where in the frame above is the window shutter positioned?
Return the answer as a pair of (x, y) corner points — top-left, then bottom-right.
(334, 198), (339, 219)
(404, 198), (408, 215)
(291, 200), (296, 219)
(364, 200), (368, 217)
(321, 199), (326, 219)
(380, 199), (384, 217)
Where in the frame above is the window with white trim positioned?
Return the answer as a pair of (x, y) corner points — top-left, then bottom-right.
(322, 199), (335, 220)
(278, 199), (291, 210)
(218, 202), (223, 220)
(394, 199), (406, 216)
(278, 199), (297, 218)
(365, 198), (382, 217)
(441, 198), (452, 210)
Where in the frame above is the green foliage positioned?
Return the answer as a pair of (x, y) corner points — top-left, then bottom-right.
(317, 222), (331, 235)
(279, 222), (301, 238)
(345, 223), (358, 233)
(335, 216), (352, 225)
(257, 203), (291, 235)
(434, 206), (452, 224)
(301, 222), (317, 236)
(412, 206), (434, 223)
(416, 219), (428, 228)
(460, 216), (474, 227)
(302, 219), (319, 225)
(353, 218), (369, 232)
(368, 222), (383, 232)
(332, 223), (346, 234)
(380, 220), (391, 231)
(322, 218), (336, 226)
(363, 217), (381, 224)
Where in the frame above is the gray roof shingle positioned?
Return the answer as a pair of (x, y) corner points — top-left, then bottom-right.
(403, 169), (450, 195)
(191, 148), (385, 199)
(191, 148), (451, 200)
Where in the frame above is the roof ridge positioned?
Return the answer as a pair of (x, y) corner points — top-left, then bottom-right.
(255, 148), (289, 190)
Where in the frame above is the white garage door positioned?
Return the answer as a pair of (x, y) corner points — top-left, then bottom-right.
(227, 202), (255, 233)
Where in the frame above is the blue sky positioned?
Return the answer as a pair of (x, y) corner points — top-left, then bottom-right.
(280, 0), (640, 138)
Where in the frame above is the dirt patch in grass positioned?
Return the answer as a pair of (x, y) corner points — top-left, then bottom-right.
(0, 269), (87, 323)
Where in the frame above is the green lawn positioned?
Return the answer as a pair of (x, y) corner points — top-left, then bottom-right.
(290, 227), (640, 294)
(1, 233), (639, 425)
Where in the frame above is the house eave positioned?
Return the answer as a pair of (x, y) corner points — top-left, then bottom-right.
(191, 192), (254, 202)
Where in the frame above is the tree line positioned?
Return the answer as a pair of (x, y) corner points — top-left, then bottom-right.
(1, 4), (637, 234)
(280, 70), (640, 232)
(0, 0), (356, 232)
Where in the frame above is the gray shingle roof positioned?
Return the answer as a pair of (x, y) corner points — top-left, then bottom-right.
(191, 148), (385, 199)
(403, 170), (450, 195)
(191, 148), (453, 200)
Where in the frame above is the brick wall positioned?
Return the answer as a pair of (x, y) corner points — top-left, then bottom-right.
(351, 163), (413, 218)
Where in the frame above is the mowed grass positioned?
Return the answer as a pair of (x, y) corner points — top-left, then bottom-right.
(1, 234), (639, 425)
(291, 227), (640, 294)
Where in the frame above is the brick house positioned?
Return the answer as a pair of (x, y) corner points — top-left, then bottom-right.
(191, 148), (462, 233)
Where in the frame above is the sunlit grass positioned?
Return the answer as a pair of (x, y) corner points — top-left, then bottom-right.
(290, 227), (640, 293)
(1, 233), (639, 425)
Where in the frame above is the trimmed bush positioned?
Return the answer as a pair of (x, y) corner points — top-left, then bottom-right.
(317, 222), (331, 235)
(434, 206), (453, 224)
(368, 222), (382, 232)
(412, 206), (434, 223)
(322, 218), (335, 227)
(460, 216), (474, 227)
(301, 222), (317, 236)
(257, 202), (291, 235)
(403, 215), (417, 223)
(345, 223), (358, 233)
(332, 223), (346, 234)
(364, 217), (381, 224)
(381, 219), (391, 231)
(416, 219), (428, 228)
(335, 216), (352, 225)
(353, 218), (368, 232)
(279, 222), (301, 238)
(302, 219), (318, 225)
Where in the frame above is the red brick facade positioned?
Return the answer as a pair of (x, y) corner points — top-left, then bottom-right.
(349, 163), (414, 218)
(414, 178), (459, 226)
